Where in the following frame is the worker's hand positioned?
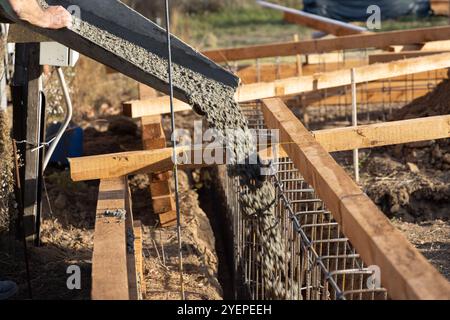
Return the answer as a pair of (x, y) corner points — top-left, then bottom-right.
(42, 6), (73, 29)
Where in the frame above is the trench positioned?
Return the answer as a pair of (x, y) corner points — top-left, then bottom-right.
(197, 167), (235, 300)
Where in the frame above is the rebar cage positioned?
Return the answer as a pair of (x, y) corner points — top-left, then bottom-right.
(224, 104), (388, 300)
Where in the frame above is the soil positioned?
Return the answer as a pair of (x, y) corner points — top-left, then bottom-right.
(0, 112), (224, 300)
(393, 219), (450, 280)
(135, 170), (222, 300)
(305, 78), (450, 281)
(0, 111), (13, 236)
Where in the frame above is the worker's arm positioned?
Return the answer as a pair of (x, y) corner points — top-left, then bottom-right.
(8, 0), (72, 29)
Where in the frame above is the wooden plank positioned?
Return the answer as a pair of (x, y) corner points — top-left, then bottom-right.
(238, 60), (366, 84)
(125, 52), (450, 117)
(123, 97), (191, 118)
(152, 195), (176, 214)
(303, 87), (432, 107)
(314, 115), (450, 152)
(159, 211), (177, 227)
(7, 24), (51, 43)
(138, 83), (158, 100)
(70, 115), (450, 181)
(301, 71), (448, 107)
(11, 43), (44, 244)
(431, 0), (449, 15)
(203, 25), (450, 62)
(257, 1), (367, 36)
(133, 220), (145, 298)
(236, 52), (450, 102)
(421, 40), (450, 51)
(91, 177), (130, 300)
(369, 51), (450, 64)
(150, 180), (171, 196)
(125, 182), (139, 300)
(69, 147), (181, 182)
(284, 12), (366, 36)
(261, 98), (450, 300)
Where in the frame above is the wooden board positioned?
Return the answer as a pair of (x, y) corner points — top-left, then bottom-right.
(125, 52), (450, 117)
(12, 43), (44, 244)
(261, 98), (450, 300)
(91, 177), (130, 300)
(133, 220), (145, 298)
(236, 52), (450, 102)
(257, 1), (366, 36)
(301, 72), (448, 107)
(125, 182), (139, 300)
(203, 26), (450, 62)
(431, 0), (449, 15)
(238, 60), (366, 84)
(314, 115), (450, 152)
(7, 24), (51, 43)
(70, 115), (450, 181)
(283, 12), (366, 36)
(369, 51), (450, 64)
(69, 147), (180, 182)
(123, 97), (191, 118)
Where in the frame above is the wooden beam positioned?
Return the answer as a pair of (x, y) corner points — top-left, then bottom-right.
(431, 0), (449, 16)
(257, 1), (366, 36)
(301, 70), (448, 107)
(238, 60), (366, 84)
(237, 52), (450, 102)
(123, 97), (191, 118)
(12, 43), (44, 244)
(314, 115), (450, 152)
(203, 26), (450, 63)
(125, 52), (450, 118)
(69, 147), (181, 182)
(69, 146), (287, 182)
(91, 177), (131, 300)
(70, 115), (450, 181)
(369, 50), (450, 64)
(7, 24), (51, 43)
(133, 220), (145, 298)
(125, 182), (139, 300)
(261, 98), (450, 300)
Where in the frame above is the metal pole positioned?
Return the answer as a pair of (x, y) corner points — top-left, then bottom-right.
(351, 68), (360, 183)
(164, 0), (185, 300)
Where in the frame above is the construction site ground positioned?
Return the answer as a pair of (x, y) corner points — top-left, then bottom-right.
(1, 4), (450, 299)
(1, 72), (449, 299)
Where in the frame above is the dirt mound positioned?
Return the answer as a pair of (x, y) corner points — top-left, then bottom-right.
(392, 76), (450, 120)
(359, 76), (450, 222)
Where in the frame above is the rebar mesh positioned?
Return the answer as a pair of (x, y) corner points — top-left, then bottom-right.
(225, 104), (388, 300)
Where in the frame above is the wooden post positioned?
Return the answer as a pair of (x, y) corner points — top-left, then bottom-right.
(294, 34), (303, 76)
(351, 68), (360, 183)
(12, 43), (44, 244)
(138, 82), (177, 227)
(448, 0), (450, 24)
(141, 115), (177, 227)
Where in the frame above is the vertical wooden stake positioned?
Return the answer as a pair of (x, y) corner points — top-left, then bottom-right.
(12, 43), (44, 244)
(294, 34), (303, 76)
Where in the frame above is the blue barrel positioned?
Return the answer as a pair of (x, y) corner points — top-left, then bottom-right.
(46, 122), (84, 167)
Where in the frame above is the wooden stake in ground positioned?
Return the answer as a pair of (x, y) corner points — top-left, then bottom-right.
(11, 43), (44, 245)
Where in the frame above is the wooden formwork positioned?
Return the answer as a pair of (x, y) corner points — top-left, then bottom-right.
(86, 25), (450, 300)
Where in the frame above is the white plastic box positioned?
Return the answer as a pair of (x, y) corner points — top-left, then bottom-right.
(40, 42), (79, 67)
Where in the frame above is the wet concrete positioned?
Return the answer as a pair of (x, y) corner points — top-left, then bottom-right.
(38, 0), (289, 299)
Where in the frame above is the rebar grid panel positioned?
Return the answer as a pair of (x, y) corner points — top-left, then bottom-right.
(233, 49), (447, 129)
(301, 68), (446, 128)
(226, 104), (388, 300)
